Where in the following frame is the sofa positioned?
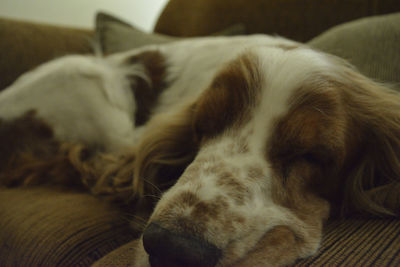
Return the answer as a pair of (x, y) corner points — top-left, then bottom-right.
(0, 0), (399, 266)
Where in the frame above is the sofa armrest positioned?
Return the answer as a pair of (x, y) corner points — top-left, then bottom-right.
(154, 0), (400, 41)
(0, 18), (93, 90)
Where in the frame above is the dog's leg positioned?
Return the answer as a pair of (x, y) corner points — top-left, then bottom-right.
(0, 112), (143, 208)
(0, 110), (130, 189)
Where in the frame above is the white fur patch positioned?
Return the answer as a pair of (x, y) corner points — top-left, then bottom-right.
(0, 55), (140, 150)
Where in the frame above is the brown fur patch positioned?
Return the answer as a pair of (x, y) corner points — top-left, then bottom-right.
(133, 104), (199, 197)
(0, 111), (85, 187)
(193, 53), (262, 140)
(217, 212), (247, 240)
(127, 50), (167, 126)
(266, 84), (344, 220)
(268, 85), (346, 184)
(178, 191), (200, 207)
(246, 165), (264, 180)
(192, 201), (221, 222)
(0, 111), (142, 208)
(332, 70), (400, 217)
(267, 70), (400, 219)
(217, 171), (249, 205)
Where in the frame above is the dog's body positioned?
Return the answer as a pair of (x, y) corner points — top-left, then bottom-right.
(1, 35), (399, 266)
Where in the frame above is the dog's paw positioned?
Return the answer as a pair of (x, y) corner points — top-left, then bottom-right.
(83, 149), (138, 203)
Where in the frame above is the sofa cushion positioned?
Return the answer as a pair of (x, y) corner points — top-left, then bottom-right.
(295, 218), (400, 266)
(92, 218), (400, 266)
(96, 12), (245, 54)
(308, 13), (400, 88)
(0, 187), (138, 266)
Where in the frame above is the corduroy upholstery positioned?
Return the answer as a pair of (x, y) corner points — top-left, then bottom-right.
(296, 219), (400, 266)
(0, 187), (138, 266)
(92, 219), (400, 266)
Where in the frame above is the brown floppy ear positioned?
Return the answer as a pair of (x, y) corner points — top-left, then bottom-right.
(133, 104), (199, 198)
(338, 68), (400, 217)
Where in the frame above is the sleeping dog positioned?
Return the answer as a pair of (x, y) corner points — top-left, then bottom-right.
(0, 35), (399, 266)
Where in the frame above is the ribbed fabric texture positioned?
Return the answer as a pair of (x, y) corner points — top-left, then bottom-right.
(92, 239), (140, 267)
(0, 187), (138, 267)
(93, 218), (400, 266)
(295, 219), (400, 266)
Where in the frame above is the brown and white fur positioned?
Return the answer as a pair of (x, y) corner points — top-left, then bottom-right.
(0, 35), (399, 267)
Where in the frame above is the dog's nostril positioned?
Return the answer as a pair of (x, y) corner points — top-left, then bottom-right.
(143, 222), (221, 267)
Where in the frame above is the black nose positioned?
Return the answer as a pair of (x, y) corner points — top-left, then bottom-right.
(143, 222), (221, 267)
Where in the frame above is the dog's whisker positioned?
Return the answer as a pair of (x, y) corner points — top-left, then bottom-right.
(142, 178), (162, 195)
(142, 194), (161, 200)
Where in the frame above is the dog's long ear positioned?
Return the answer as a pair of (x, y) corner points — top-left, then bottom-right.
(338, 67), (400, 217)
(133, 104), (199, 197)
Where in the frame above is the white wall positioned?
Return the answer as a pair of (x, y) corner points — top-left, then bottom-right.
(0, 0), (169, 32)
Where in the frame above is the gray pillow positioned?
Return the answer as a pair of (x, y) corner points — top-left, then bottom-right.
(96, 12), (245, 54)
(308, 13), (400, 88)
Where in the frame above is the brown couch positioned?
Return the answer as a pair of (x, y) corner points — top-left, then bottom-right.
(0, 1), (399, 266)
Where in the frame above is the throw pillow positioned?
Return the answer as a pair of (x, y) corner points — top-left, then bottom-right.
(308, 13), (400, 88)
(96, 12), (245, 54)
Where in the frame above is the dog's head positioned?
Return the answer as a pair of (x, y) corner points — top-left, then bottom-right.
(131, 46), (400, 266)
